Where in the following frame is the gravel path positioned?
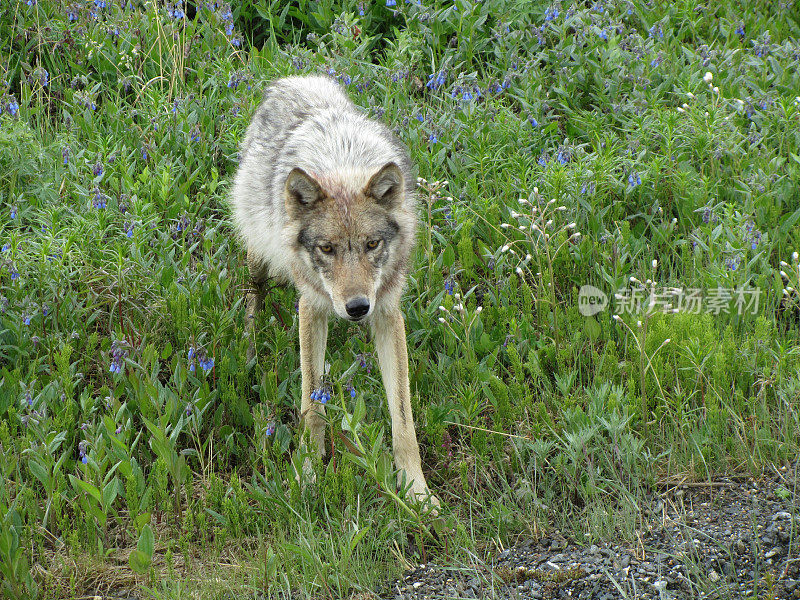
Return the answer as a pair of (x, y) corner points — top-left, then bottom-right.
(388, 467), (799, 599)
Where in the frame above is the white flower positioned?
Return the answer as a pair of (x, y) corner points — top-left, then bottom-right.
(703, 71), (713, 83)
(652, 259), (658, 270)
(687, 92), (695, 99)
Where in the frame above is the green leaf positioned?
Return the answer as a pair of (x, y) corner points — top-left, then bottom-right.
(69, 475), (102, 506)
(137, 523), (154, 557)
(27, 459), (50, 490)
(584, 316), (601, 341)
(129, 549), (151, 574)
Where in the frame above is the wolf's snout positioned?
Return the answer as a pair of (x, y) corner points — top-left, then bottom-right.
(345, 297), (370, 320)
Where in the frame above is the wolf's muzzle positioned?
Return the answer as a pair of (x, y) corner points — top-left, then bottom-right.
(345, 297), (370, 320)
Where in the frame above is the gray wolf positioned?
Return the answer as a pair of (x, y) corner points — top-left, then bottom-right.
(231, 75), (438, 509)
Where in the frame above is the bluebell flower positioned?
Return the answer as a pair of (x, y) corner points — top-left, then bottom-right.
(358, 2), (365, 15)
(92, 188), (108, 209)
(426, 70), (447, 91)
(93, 161), (104, 178)
(350, 387), (356, 398)
(627, 172), (642, 187)
(190, 125), (201, 143)
(109, 339), (130, 374)
(81, 455), (88, 464)
(266, 423), (276, 436)
(23, 314), (31, 326)
(428, 132), (438, 144)
(1, 244), (9, 252)
(42, 305), (49, 316)
(599, 29), (608, 41)
(386, 0), (397, 6)
(444, 278), (455, 294)
(648, 23), (663, 39)
(544, 7), (558, 21)
(8, 99), (19, 117)
(735, 23), (745, 38)
(63, 146), (70, 165)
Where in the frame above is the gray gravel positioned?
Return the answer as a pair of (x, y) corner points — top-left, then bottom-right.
(387, 467), (798, 599)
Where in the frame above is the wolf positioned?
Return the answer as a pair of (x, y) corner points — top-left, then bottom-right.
(231, 75), (438, 509)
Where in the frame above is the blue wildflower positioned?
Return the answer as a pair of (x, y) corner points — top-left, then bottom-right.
(92, 188), (108, 209)
(599, 29), (608, 41)
(648, 23), (663, 39)
(426, 70), (447, 91)
(109, 339), (130, 374)
(628, 172), (642, 187)
(386, 0), (397, 5)
(544, 7), (558, 21)
(735, 23), (745, 38)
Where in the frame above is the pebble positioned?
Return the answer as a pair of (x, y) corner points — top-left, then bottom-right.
(383, 470), (798, 599)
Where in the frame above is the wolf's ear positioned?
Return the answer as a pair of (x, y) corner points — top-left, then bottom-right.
(365, 162), (403, 208)
(285, 168), (324, 216)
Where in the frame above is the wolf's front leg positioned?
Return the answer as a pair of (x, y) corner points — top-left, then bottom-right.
(298, 295), (328, 457)
(245, 250), (269, 361)
(372, 309), (439, 509)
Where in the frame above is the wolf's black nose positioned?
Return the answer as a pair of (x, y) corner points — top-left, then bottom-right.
(345, 297), (370, 319)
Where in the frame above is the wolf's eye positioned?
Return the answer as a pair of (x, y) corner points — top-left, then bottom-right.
(366, 239), (381, 250)
(319, 244), (334, 254)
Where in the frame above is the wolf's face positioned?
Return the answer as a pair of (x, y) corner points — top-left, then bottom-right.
(286, 163), (405, 321)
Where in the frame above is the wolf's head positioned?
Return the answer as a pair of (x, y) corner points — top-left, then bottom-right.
(286, 162), (412, 321)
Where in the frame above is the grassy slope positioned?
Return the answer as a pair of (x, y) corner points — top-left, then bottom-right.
(1, 0), (799, 597)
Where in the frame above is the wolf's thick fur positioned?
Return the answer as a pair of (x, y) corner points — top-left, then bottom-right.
(231, 75), (437, 507)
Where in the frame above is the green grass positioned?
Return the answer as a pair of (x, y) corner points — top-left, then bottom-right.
(1, 0), (800, 598)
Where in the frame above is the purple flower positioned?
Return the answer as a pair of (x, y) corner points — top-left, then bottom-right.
(109, 339), (130, 374)
(92, 188), (108, 209)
